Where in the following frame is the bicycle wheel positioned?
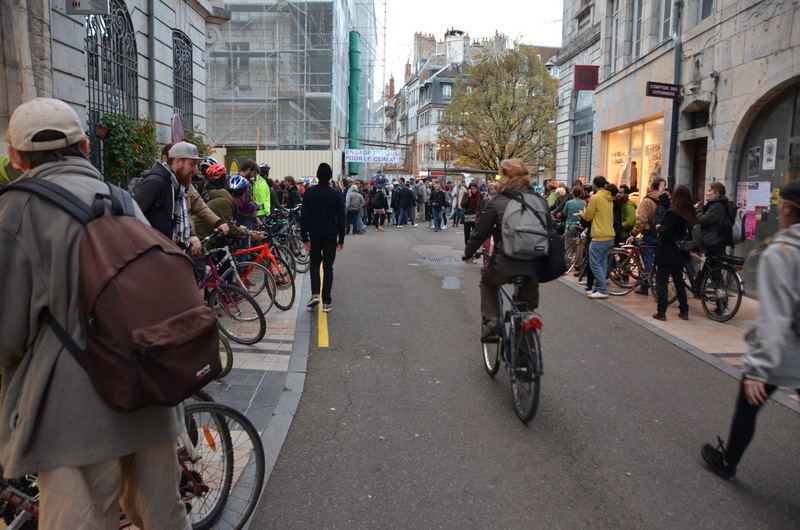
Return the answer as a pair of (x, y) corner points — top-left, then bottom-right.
(223, 261), (277, 314)
(700, 265), (743, 322)
(482, 339), (501, 376)
(286, 235), (310, 273)
(648, 265), (678, 305)
(272, 244), (297, 279)
(218, 336), (234, 379)
(181, 403), (265, 530)
(606, 250), (640, 295)
(266, 256), (296, 311)
(208, 284), (266, 345)
(509, 322), (542, 424)
(563, 238), (579, 275)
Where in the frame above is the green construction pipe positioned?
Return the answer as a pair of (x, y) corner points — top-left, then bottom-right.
(347, 31), (361, 176)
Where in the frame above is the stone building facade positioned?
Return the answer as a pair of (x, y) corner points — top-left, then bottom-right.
(1, 0), (229, 162)
(556, 0), (800, 295)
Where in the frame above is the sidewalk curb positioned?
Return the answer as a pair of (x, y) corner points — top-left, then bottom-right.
(253, 272), (311, 518)
(559, 278), (800, 414)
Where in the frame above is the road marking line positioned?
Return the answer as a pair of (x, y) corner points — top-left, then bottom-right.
(317, 264), (329, 347)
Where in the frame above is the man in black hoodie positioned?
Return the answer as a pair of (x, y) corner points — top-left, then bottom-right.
(697, 181), (736, 255)
(300, 163), (346, 312)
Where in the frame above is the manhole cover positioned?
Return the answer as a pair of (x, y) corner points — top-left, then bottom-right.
(426, 257), (457, 263)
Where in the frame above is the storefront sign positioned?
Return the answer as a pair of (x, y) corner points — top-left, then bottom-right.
(573, 107), (594, 134)
(575, 66), (599, 90)
(646, 82), (681, 99)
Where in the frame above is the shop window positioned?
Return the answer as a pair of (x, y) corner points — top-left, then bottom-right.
(605, 118), (664, 189)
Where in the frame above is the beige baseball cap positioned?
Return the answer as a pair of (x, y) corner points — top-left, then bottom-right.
(4, 98), (87, 151)
(168, 141), (204, 160)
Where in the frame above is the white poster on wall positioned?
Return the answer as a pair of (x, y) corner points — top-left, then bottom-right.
(763, 138), (777, 170)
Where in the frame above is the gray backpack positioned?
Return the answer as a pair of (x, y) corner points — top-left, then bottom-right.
(500, 190), (550, 259)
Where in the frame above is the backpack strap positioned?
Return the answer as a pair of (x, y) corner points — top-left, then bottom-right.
(0, 178), (95, 224)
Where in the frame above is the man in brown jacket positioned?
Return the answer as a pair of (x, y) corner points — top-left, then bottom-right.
(626, 177), (668, 295)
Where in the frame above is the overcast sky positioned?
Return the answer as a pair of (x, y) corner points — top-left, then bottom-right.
(382, 0), (564, 82)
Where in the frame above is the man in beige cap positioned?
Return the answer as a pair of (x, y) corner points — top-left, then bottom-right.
(0, 98), (189, 528)
(134, 140), (203, 253)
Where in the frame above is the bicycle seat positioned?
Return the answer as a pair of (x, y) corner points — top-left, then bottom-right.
(508, 275), (532, 286)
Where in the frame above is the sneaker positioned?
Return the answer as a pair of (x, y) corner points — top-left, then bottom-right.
(322, 303), (333, 313)
(306, 295), (320, 308)
(412, 223), (419, 227)
(679, 312), (689, 320)
(634, 288), (649, 295)
(578, 279), (587, 285)
(396, 225), (402, 229)
(587, 292), (609, 299)
(701, 437), (736, 480)
(481, 320), (502, 343)
(434, 228), (439, 232)
(441, 225), (447, 230)
(652, 312), (667, 321)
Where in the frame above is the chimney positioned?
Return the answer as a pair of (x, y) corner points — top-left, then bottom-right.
(388, 76), (395, 98)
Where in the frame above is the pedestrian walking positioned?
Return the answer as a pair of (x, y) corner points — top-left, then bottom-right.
(0, 98), (190, 528)
(701, 179), (800, 481)
(301, 163), (346, 312)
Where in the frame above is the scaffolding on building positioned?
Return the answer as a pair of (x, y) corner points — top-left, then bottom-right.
(205, 0), (386, 161)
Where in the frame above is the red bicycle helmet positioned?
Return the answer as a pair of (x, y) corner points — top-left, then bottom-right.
(205, 163), (227, 180)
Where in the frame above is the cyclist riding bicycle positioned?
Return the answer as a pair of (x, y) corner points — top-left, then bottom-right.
(462, 158), (552, 342)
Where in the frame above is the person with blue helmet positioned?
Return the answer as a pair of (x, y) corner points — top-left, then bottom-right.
(192, 164), (262, 243)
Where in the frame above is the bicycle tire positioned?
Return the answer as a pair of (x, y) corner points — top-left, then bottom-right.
(208, 284), (266, 345)
(563, 238), (580, 275)
(509, 323), (542, 424)
(218, 336), (234, 379)
(266, 256), (296, 311)
(648, 265), (678, 305)
(482, 340), (501, 376)
(286, 234), (310, 273)
(222, 261), (277, 314)
(182, 403), (265, 530)
(606, 250), (641, 295)
(272, 243), (297, 279)
(700, 264), (743, 322)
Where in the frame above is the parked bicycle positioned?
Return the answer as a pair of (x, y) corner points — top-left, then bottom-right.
(0, 401), (266, 530)
(472, 250), (544, 424)
(232, 242), (297, 311)
(195, 231), (267, 345)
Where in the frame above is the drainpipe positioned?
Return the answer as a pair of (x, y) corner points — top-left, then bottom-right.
(148, 0), (156, 121)
(667, 0), (682, 189)
(347, 32), (361, 176)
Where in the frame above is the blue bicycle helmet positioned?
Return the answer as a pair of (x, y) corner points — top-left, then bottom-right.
(228, 174), (248, 191)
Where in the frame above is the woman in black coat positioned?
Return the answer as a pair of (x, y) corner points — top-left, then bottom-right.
(653, 185), (696, 321)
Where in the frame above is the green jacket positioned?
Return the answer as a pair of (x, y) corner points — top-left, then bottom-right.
(193, 189), (249, 239)
(620, 199), (637, 240)
(253, 175), (271, 217)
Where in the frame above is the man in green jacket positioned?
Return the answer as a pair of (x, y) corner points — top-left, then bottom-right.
(250, 160), (271, 223)
(618, 184), (637, 240)
(581, 176), (616, 299)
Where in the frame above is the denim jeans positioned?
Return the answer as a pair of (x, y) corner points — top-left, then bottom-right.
(432, 207), (446, 229)
(640, 234), (659, 288)
(588, 239), (615, 294)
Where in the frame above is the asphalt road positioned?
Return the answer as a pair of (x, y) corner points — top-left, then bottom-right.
(252, 225), (800, 529)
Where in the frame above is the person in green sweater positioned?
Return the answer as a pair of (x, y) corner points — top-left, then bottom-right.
(252, 161), (271, 224)
(581, 176), (616, 298)
(618, 184), (637, 240)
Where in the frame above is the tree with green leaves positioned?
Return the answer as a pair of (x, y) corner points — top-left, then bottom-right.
(438, 44), (558, 173)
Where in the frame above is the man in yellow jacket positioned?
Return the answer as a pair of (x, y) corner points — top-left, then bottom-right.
(581, 176), (616, 299)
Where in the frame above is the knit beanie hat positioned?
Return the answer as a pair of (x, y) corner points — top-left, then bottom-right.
(317, 163), (332, 183)
(779, 179), (800, 208)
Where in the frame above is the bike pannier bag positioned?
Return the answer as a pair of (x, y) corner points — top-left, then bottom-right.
(0, 179), (221, 412)
(500, 191), (550, 260)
